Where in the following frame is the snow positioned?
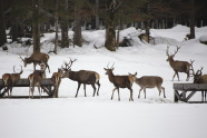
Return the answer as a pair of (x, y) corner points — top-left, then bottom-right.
(199, 35), (207, 42)
(0, 25), (207, 138)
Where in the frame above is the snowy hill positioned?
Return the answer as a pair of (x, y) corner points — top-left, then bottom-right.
(0, 25), (207, 138)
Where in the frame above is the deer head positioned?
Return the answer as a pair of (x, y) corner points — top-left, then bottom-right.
(166, 45), (181, 62)
(61, 58), (77, 77)
(104, 63), (115, 75)
(19, 56), (28, 67)
(193, 67), (203, 83)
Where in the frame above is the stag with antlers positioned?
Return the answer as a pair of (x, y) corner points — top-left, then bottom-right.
(104, 63), (136, 101)
(193, 67), (207, 102)
(166, 46), (194, 81)
(61, 58), (101, 98)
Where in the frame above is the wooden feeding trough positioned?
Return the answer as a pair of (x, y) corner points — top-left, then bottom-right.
(0, 79), (57, 98)
(173, 83), (207, 103)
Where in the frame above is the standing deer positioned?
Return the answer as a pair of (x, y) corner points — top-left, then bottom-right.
(62, 58), (101, 98)
(135, 75), (166, 99)
(1, 66), (23, 97)
(104, 64), (136, 101)
(193, 67), (207, 102)
(19, 52), (50, 72)
(166, 46), (194, 81)
(28, 62), (47, 98)
(51, 68), (64, 98)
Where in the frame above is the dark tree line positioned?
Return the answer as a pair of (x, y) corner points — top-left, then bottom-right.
(0, 0), (207, 52)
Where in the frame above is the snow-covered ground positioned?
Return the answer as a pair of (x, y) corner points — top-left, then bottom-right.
(0, 25), (207, 138)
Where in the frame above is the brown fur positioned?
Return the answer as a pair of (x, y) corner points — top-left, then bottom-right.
(1, 67), (23, 97)
(166, 46), (193, 81)
(135, 76), (166, 99)
(104, 68), (136, 101)
(51, 69), (64, 97)
(62, 69), (101, 97)
(20, 52), (50, 72)
(193, 68), (207, 101)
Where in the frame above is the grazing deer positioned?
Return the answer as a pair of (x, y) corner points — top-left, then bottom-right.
(1, 66), (23, 97)
(166, 46), (194, 81)
(19, 52), (50, 72)
(62, 58), (101, 98)
(104, 64), (136, 101)
(28, 62), (47, 98)
(135, 75), (166, 99)
(51, 69), (64, 98)
(193, 67), (207, 102)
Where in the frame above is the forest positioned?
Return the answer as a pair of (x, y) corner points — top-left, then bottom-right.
(1, 0), (207, 52)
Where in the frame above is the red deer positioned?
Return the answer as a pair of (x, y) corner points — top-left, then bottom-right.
(28, 62), (47, 98)
(166, 46), (194, 81)
(51, 68), (64, 98)
(1, 66), (23, 97)
(193, 67), (207, 102)
(19, 52), (50, 72)
(104, 64), (136, 101)
(135, 75), (166, 99)
(62, 58), (100, 98)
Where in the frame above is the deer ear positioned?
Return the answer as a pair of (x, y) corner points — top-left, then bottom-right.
(104, 68), (107, 71)
(134, 72), (137, 76)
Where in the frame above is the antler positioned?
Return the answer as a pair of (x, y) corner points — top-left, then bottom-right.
(106, 62), (115, 69)
(166, 45), (170, 57)
(172, 45), (181, 57)
(196, 67), (204, 76)
(13, 65), (16, 73)
(19, 55), (24, 61)
(63, 58), (77, 70)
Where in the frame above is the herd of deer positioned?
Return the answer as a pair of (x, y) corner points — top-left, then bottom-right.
(1, 45), (207, 101)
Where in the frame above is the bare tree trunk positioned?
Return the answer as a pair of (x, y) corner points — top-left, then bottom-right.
(60, 0), (69, 48)
(0, 0), (6, 46)
(95, 0), (99, 30)
(54, 0), (59, 54)
(105, 0), (120, 51)
(73, 6), (82, 47)
(32, 0), (41, 53)
(189, 0), (195, 39)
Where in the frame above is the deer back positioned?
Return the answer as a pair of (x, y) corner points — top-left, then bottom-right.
(136, 76), (163, 88)
(30, 52), (49, 62)
(70, 70), (99, 84)
(170, 60), (190, 72)
(194, 74), (207, 84)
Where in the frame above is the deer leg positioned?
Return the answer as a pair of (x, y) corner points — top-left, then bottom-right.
(162, 87), (166, 98)
(144, 88), (146, 99)
(38, 85), (41, 98)
(157, 87), (161, 96)
(31, 87), (34, 98)
(138, 88), (143, 99)
(111, 88), (117, 100)
(176, 72), (180, 81)
(186, 71), (190, 81)
(92, 84), (96, 97)
(96, 81), (101, 96)
(172, 72), (176, 81)
(46, 63), (50, 73)
(129, 88), (133, 101)
(29, 86), (31, 98)
(75, 83), (81, 98)
(117, 88), (120, 101)
(83, 84), (87, 97)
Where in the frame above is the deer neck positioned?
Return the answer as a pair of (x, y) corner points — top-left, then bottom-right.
(108, 71), (115, 82)
(68, 70), (78, 81)
(168, 57), (175, 67)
